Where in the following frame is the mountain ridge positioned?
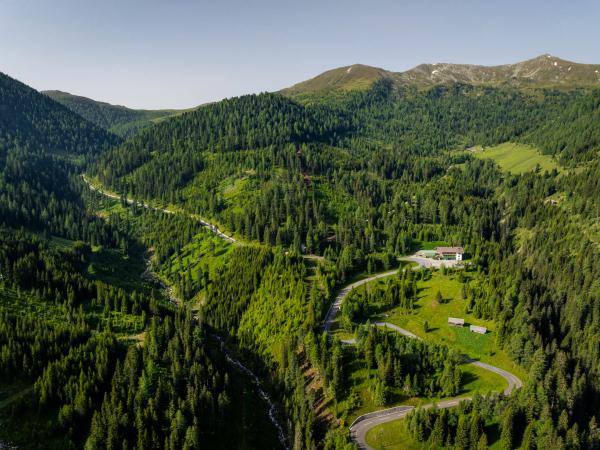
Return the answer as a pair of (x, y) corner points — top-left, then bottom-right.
(43, 90), (191, 138)
(281, 54), (600, 97)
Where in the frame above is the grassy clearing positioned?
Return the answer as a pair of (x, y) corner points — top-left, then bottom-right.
(0, 381), (33, 410)
(49, 233), (150, 295)
(0, 286), (65, 322)
(413, 240), (450, 251)
(0, 406), (71, 450)
(2, 233), (151, 338)
(159, 230), (233, 306)
(365, 410), (502, 450)
(460, 364), (506, 395)
(339, 356), (506, 423)
(374, 271), (526, 382)
(471, 142), (559, 174)
(366, 418), (423, 450)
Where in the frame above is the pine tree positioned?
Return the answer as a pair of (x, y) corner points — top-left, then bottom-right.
(456, 415), (470, 450)
(499, 407), (514, 450)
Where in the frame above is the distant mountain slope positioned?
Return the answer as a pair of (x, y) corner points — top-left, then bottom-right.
(0, 71), (120, 238)
(282, 55), (600, 98)
(0, 72), (119, 157)
(395, 54), (600, 88)
(43, 90), (189, 138)
(280, 64), (390, 97)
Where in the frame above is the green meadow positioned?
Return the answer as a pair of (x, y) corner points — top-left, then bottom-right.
(373, 271), (525, 381)
(366, 408), (502, 450)
(471, 142), (559, 174)
(339, 356), (507, 423)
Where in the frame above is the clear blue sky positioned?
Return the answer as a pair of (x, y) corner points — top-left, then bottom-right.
(2, 0), (599, 109)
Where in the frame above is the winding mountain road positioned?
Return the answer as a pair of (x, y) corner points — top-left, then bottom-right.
(324, 270), (523, 450)
(322, 270), (399, 333)
(85, 176), (521, 448)
(82, 175), (239, 245)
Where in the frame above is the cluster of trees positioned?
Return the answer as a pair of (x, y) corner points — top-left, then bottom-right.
(0, 309), (90, 381)
(407, 391), (600, 450)
(36, 332), (120, 442)
(406, 396), (496, 449)
(302, 325), (462, 413)
(357, 327), (462, 400)
(85, 312), (241, 450)
(1, 71), (280, 449)
(340, 270), (419, 329)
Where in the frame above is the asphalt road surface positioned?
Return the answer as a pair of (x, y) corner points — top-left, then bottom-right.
(350, 398), (468, 450)
(324, 271), (523, 450)
(400, 255), (463, 268)
(321, 270), (400, 333)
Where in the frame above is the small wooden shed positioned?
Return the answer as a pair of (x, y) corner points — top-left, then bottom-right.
(448, 317), (465, 327)
(470, 325), (487, 334)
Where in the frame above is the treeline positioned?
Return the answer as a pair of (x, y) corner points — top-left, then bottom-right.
(92, 92), (349, 187)
(406, 391), (600, 449)
(44, 90), (178, 138)
(406, 396), (497, 449)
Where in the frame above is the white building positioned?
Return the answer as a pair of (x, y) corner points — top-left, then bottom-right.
(435, 247), (464, 261)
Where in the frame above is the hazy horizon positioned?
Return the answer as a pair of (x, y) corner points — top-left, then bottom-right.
(2, 0), (599, 109)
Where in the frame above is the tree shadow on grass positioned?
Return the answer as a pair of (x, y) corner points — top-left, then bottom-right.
(459, 370), (478, 394)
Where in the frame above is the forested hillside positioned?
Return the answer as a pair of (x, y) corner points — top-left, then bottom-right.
(3, 55), (600, 450)
(90, 81), (600, 255)
(0, 73), (119, 158)
(44, 90), (186, 138)
(0, 74), (280, 449)
(88, 73), (600, 450)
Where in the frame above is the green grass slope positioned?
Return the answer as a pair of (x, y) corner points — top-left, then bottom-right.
(280, 64), (390, 99)
(471, 142), (560, 174)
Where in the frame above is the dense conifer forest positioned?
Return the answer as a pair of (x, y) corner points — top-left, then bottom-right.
(2, 59), (600, 450)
